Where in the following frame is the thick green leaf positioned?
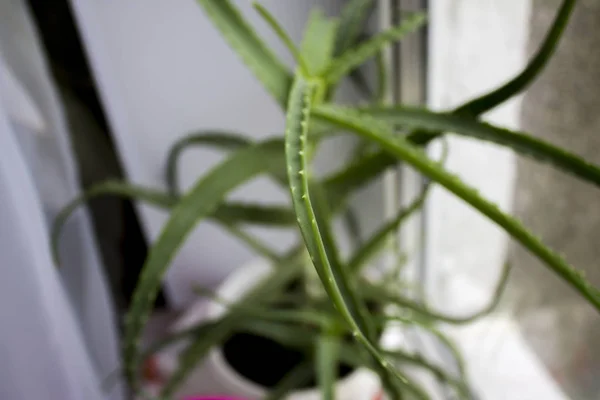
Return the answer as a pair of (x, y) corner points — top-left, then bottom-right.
(123, 139), (285, 388)
(325, 13), (426, 84)
(316, 332), (340, 400)
(196, 0), (293, 108)
(313, 104), (600, 312)
(165, 131), (251, 196)
(334, 0), (374, 56)
(252, 2), (309, 74)
(360, 105), (600, 188)
(284, 74), (424, 398)
(301, 8), (338, 76)
(408, 0), (576, 145)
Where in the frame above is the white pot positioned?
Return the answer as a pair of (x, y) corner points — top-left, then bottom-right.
(155, 259), (381, 400)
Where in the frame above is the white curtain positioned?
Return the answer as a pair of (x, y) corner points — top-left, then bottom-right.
(0, 1), (123, 399)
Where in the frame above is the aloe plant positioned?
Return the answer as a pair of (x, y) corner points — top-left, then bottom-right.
(51, 0), (598, 399)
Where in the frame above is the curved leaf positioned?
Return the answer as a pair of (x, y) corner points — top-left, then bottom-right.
(408, 0), (576, 145)
(455, 0), (576, 117)
(123, 139), (285, 388)
(379, 314), (467, 380)
(348, 179), (429, 273)
(51, 181), (295, 266)
(252, 2), (309, 74)
(165, 131), (251, 196)
(334, 0), (374, 56)
(383, 350), (468, 400)
(359, 105), (600, 188)
(383, 262), (511, 324)
(325, 13), (426, 84)
(196, 0), (293, 108)
(313, 104), (600, 312)
(284, 74), (427, 399)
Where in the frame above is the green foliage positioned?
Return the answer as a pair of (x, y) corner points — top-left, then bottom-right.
(52, 0), (594, 398)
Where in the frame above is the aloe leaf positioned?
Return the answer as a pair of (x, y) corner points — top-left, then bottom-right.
(252, 2), (309, 74)
(316, 332), (340, 400)
(379, 315), (466, 380)
(285, 74), (424, 397)
(193, 285), (338, 328)
(325, 13), (426, 84)
(348, 140), (447, 273)
(123, 139), (285, 388)
(196, 0), (293, 108)
(301, 8), (338, 76)
(313, 104), (600, 312)
(383, 350), (468, 400)
(370, 262), (512, 325)
(360, 105), (600, 188)
(219, 224), (280, 261)
(165, 131), (251, 195)
(160, 252), (304, 396)
(50, 181), (295, 267)
(408, 0), (576, 145)
(348, 180), (429, 273)
(265, 362), (314, 400)
(456, 0), (576, 117)
(323, 150), (396, 205)
(343, 207), (363, 248)
(160, 316), (237, 396)
(334, 0), (374, 56)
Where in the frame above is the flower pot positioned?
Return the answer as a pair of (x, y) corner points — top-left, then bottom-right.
(155, 259), (381, 400)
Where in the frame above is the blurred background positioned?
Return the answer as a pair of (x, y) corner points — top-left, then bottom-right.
(0, 0), (598, 399)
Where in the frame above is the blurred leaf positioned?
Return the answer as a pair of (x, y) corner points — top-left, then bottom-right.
(334, 0), (375, 56)
(196, 0), (293, 108)
(51, 181), (295, 266)
(123, 139), (285, 388)
(366, 262), (512, 324)
(252, 2), (309, 74)
(265, 362), (313, 400)
(313, 104), (600, 312)
(301, 8), (338, 76)
(408, 0), (577, 145)
(325, 13), (426, 84)
(165, 131), (251, 196)
(316, 331), (340, 400)
(360, 105), (600, 188)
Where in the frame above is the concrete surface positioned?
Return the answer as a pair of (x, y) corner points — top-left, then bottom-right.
(509, 1), (600, 398)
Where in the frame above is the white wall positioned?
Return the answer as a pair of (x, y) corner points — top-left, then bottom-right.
(426, 0), (531, 310)
(69, 0), (367, 306)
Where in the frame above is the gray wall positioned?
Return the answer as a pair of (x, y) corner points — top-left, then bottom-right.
(510, 1), (600, 398)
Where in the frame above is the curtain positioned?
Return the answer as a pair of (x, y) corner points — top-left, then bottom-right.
(0, 1), (123, 399)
